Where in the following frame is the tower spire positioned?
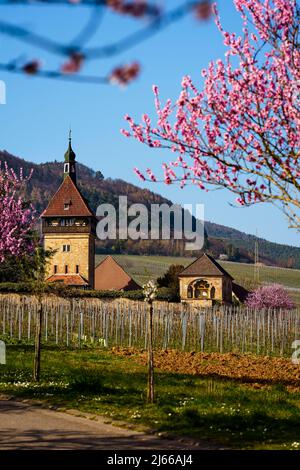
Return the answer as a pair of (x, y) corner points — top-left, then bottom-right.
(64, 130), (76, 184)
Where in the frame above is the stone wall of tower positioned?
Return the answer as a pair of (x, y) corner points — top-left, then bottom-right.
(44, 233), (94, 287)
(88, 234), (95, 289)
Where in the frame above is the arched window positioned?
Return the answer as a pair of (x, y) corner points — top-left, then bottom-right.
(210, 286), (215, 299)
(187, 279), (210, 299)
(64, 163), (69, 173)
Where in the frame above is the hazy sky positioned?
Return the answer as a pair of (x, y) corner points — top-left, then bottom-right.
(0, 1), (299, 247)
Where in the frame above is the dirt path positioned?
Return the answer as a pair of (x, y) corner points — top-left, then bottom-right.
(0, 399), (215, 450)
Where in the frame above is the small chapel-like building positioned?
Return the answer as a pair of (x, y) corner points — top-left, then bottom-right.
(178, 253), (234, 306)
(41, 134), (96, 288)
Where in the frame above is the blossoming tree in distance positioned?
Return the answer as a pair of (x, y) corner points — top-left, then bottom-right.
(246, 284), (295, 309)
(0, 161), (43, 378)
(0, 162), (35, 262)
(123, 0), (300, 228)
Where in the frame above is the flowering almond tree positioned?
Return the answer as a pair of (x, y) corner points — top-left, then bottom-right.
(246, 284), (295, 309)
(0, 162), (35, 262)
(123, 0), (300, 228)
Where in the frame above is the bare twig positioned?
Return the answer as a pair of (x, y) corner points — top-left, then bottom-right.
(0, 1), (208, 84)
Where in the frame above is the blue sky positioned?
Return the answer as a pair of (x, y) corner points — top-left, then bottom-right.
(0, 1), (299, 247)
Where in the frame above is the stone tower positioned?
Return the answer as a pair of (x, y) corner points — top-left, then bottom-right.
(41, 135), (96, 288)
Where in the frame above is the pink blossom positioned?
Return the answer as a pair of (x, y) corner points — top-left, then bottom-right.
(22, 60), (41, 75)
(246, 284), (295, 310)
(133, 167), (146, 181)
(0, 162), (36, 262)
(110, 62), (140, 86)
(123, 0), (300, 227)
(121, 129), (131, 138)
(61, 53), (84, 74)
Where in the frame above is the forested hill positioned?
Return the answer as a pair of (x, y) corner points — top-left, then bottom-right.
(1, 149), (300, 268)
(205, 221), (300, 269)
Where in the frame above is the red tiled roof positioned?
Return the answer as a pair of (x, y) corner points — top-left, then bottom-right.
(41, 176), (94, 217)
(178, 253), (233, 279)
(94, 256), (141, 291)
(46, 274), (88, 286)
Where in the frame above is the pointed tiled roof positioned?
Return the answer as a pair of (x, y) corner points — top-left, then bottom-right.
(95, 255), (141, 291)
(178, 253), (233, 279)
(46, 274), (88, 286)
(41, 175), (94, 217)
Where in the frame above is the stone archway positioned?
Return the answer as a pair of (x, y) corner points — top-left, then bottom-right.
(187, 279), (210, 300)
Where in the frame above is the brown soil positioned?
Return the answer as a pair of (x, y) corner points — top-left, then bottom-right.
(111, 347), (300, 391)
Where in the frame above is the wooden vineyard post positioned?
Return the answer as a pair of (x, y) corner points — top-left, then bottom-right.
(147, 301), (154, 404)
(32, 245), (54, 382)
(33, 299), (43, 382)
(143, 280), (157, 404)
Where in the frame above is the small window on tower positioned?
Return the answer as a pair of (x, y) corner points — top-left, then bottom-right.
(64, 163), (69, 173)
(63, 244), (70, 252)
(54, 265), (58, 274)
(76, 265), (79, 274)
(65, 265), (68, 274)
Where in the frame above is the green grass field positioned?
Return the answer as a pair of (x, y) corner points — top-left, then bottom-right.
(1, 344), (300, 450)
(95, 254), (300, 305)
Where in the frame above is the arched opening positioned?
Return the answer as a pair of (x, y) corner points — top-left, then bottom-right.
(187, 279), (210, 300)
(187, 284), (193, 298)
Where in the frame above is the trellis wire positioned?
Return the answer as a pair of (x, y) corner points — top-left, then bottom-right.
(0, 294), (299, 357)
